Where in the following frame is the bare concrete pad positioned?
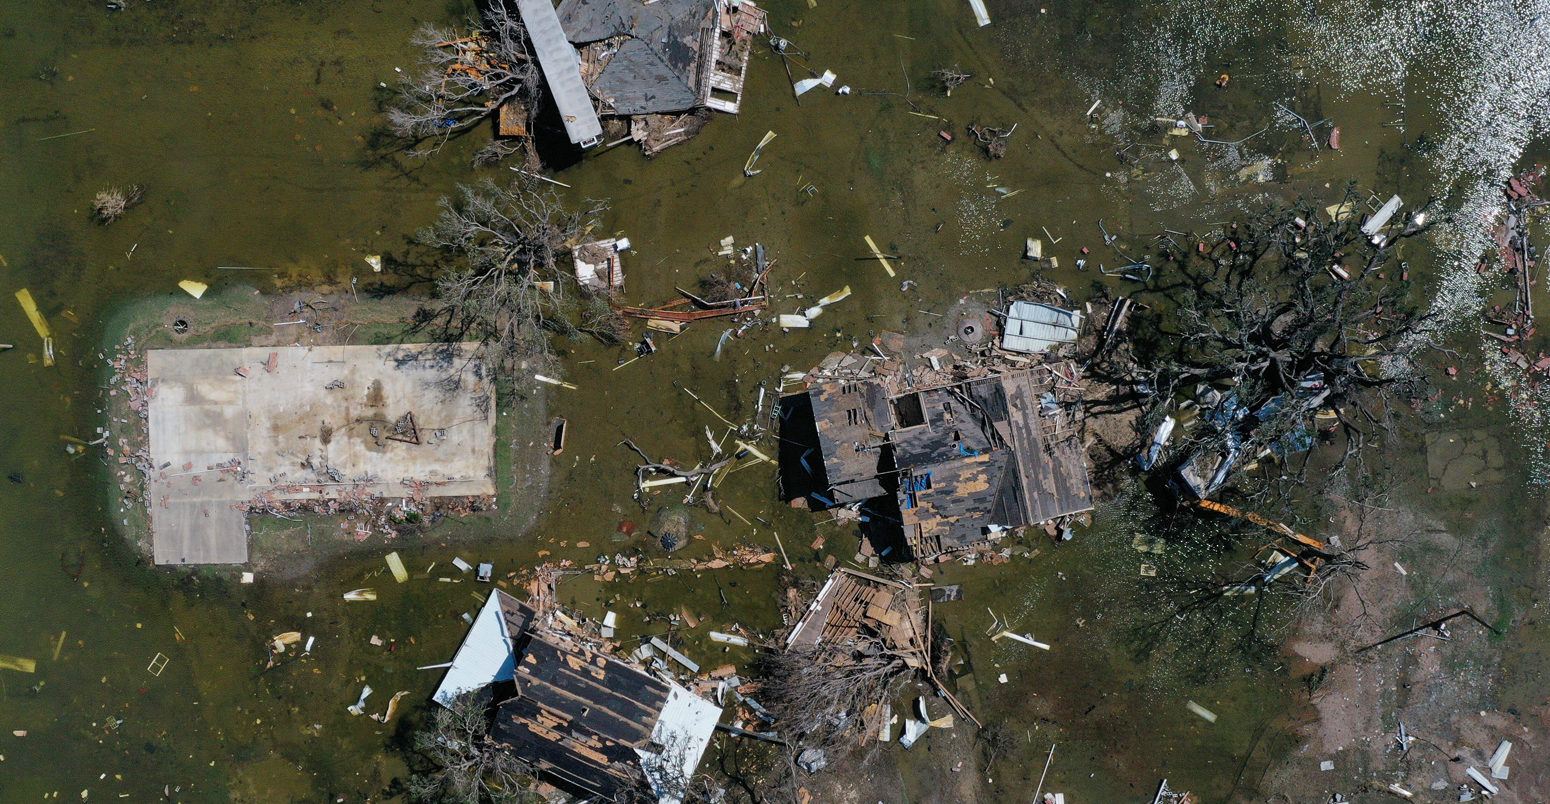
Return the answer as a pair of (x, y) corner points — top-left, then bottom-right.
(152, 502), (249, 565)
(146, 343), (496, 565)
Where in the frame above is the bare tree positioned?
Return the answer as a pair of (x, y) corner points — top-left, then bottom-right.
(1130, 186), (1440, 492)
(388, 4), (543, 158)
(976, 722), (1017, 774)
(754, 634), (913, 751)
(931, 65), (972, 96)
(418, 173), (609, 366)
(406, 692), (542, 804)
(91, 185), (144, 224)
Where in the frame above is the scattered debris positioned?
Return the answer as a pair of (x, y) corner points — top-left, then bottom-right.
(372, 690), (409, 723)
(346, 685), (373, 716)
(534, 373), (578, 390)
(863, 235), (898, 278)
(0, 655), (37, 674)
(967, 122), (1015, 159)
(708, 631), (750, 647)
(1464, 766), (1499, 796)
(1151, 779), (1197, 804)
(1001, 301), (1082, 354)
(792, 70), (836, 97)
(574, 237), (628, 293)
(14, 289), (53, 367)
(992, 631), (1050, 649)
(615, 241), (772, 322)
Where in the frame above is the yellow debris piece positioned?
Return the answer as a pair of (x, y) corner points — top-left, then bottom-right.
(0, 654), (38, 673)
(863, 235), (897, 278)
(15, 289), (50, 339)
(385, 551), (409, 584)
(178, 280), (209, 299)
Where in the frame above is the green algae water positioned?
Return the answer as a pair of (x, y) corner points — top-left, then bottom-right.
(3, 0), (1549, 801)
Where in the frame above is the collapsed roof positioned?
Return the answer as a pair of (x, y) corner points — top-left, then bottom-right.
(892, 372), (1093, 557)
(558, 0), (712, 115)
(782, 356), (1094, 560)
(435, 590), (721, 804)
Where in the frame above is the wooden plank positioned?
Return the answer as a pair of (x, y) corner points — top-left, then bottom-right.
(863, 235), (897, 278)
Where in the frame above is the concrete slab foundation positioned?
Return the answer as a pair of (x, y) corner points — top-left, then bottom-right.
(146, 343), (496, 565)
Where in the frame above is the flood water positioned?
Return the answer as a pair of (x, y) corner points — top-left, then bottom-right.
(2, 0), (1548, 801)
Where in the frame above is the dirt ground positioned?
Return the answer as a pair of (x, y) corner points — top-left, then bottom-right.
(1253, 493), (1549, 803)
(793, 715), (989, 804)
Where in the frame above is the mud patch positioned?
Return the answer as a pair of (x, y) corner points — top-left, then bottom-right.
(1426, 429), (1507, 490)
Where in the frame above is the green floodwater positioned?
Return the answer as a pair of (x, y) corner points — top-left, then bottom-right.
(2, 0), (1548, 802)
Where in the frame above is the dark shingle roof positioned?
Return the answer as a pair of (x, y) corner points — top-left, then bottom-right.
(557, 0), (712, 115)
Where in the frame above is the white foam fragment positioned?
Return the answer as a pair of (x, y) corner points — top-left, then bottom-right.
(1489, 739), (1512, 772)
(1186, 701), (1217, 723)
(1466, 766), (1499, 795)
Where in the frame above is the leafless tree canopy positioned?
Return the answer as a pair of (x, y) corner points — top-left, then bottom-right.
(406, 693), (543, 804)
(1131, 186), (1439, 486)
(91, 184), (144, 225)
(755, 634), (912, 751)
(388, 4), (543, 157)
(931, 65), (971, 95)
(419, 174), (610, 366)
(1098, 471), (1375, 681)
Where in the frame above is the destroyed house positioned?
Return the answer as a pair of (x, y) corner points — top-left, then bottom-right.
(783, 363), (1093, 560)
(435, 591), (721, 804)
(559, 0), (711, 116)
(513, 0), (767, 153)
(558, 0), (764, 113)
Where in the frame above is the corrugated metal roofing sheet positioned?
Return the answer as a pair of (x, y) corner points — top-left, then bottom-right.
(1002, 301), (1081, 354)
(518, 0), (604, 145)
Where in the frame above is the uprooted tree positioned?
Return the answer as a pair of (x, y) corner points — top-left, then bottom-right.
(1127, 185), (1441, 494)
(931, 64), (972, 96)
(388, 3), (542, 159)
(416, 173), (620, 367)
(406, 692), (543, 804)
(746, 633), (916, 804)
